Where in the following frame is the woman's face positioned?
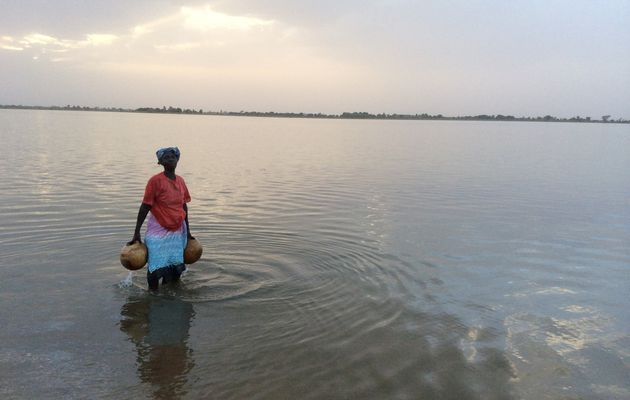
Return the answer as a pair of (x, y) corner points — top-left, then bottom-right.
(160, 152), (178, 169)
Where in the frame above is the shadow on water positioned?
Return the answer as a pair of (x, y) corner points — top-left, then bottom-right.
(119, 293), (195, 400)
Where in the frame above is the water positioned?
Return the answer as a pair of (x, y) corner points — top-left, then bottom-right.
(1, 109), (629, 399)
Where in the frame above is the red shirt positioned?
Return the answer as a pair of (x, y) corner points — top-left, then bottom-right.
(142, 172), (191, 230)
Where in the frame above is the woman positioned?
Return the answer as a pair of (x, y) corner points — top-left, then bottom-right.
(129, 147), (193, 290)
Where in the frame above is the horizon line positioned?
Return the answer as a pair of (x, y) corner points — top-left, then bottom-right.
(1, 104), (628, 124)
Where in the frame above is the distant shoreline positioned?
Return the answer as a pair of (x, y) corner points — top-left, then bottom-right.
(1, 104), (627, 124)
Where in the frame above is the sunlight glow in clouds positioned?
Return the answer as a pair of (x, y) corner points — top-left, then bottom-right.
(0, 36), (23, 51)
(181, 6), (274, 31)
(0, 5), (274, 56)
(126, 5), (277, 54)
(130, 5), (275, 42)
(0, 32), (118, 52)
(85, 34), (118, 46)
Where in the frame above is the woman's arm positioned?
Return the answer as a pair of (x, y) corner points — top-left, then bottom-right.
(183, 203), (194, 240)
(129, 203), (152, 244)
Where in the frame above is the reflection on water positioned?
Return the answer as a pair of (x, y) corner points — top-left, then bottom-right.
(214, 304), (518, 399)
(119, 294), (195, 399)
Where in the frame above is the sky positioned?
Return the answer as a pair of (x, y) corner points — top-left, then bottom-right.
(1, 0), (629, 118)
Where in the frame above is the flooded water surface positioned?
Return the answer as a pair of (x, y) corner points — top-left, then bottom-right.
(1, 109), (629, 399)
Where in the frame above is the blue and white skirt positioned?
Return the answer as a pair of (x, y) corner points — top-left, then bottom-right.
(145, 214), (188, 273)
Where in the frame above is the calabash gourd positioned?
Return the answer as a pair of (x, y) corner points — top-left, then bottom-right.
(184, 238), (203, 264)
(120, 242), (148, 270)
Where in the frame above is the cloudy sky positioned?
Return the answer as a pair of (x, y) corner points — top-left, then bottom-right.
(1, 0), (629, 118)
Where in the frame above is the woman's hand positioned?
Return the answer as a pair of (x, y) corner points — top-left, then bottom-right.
(127, 233), (142, 245)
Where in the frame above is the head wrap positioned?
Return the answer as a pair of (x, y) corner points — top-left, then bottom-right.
(156, 147), (180, 163)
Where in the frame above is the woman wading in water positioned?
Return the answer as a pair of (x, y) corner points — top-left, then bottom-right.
(129, 147), (193, 290)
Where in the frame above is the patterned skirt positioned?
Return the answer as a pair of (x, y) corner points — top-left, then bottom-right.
(145, 214), (187, 273)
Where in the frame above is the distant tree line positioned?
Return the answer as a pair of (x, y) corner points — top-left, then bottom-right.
(212, 110), (337, 119)
(1, 104), (627, 123)
(135, 106), (203, 114)
(0, 104), (128, 112)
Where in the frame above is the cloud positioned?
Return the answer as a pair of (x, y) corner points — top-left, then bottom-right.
(85, 34), (118, 46)
(22, 33), (60, 46)
(0, 32), (118, 54)
(127, 5), (279, 55)
(0, 4), (281, 73)
(0, 36), (23, 51)
(0, 4), (271, 52)
(153, 42), (202, 53)
(0, 4), (367, 94)
(181, 5), (274, 31)
(129, 5), (276, 41)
